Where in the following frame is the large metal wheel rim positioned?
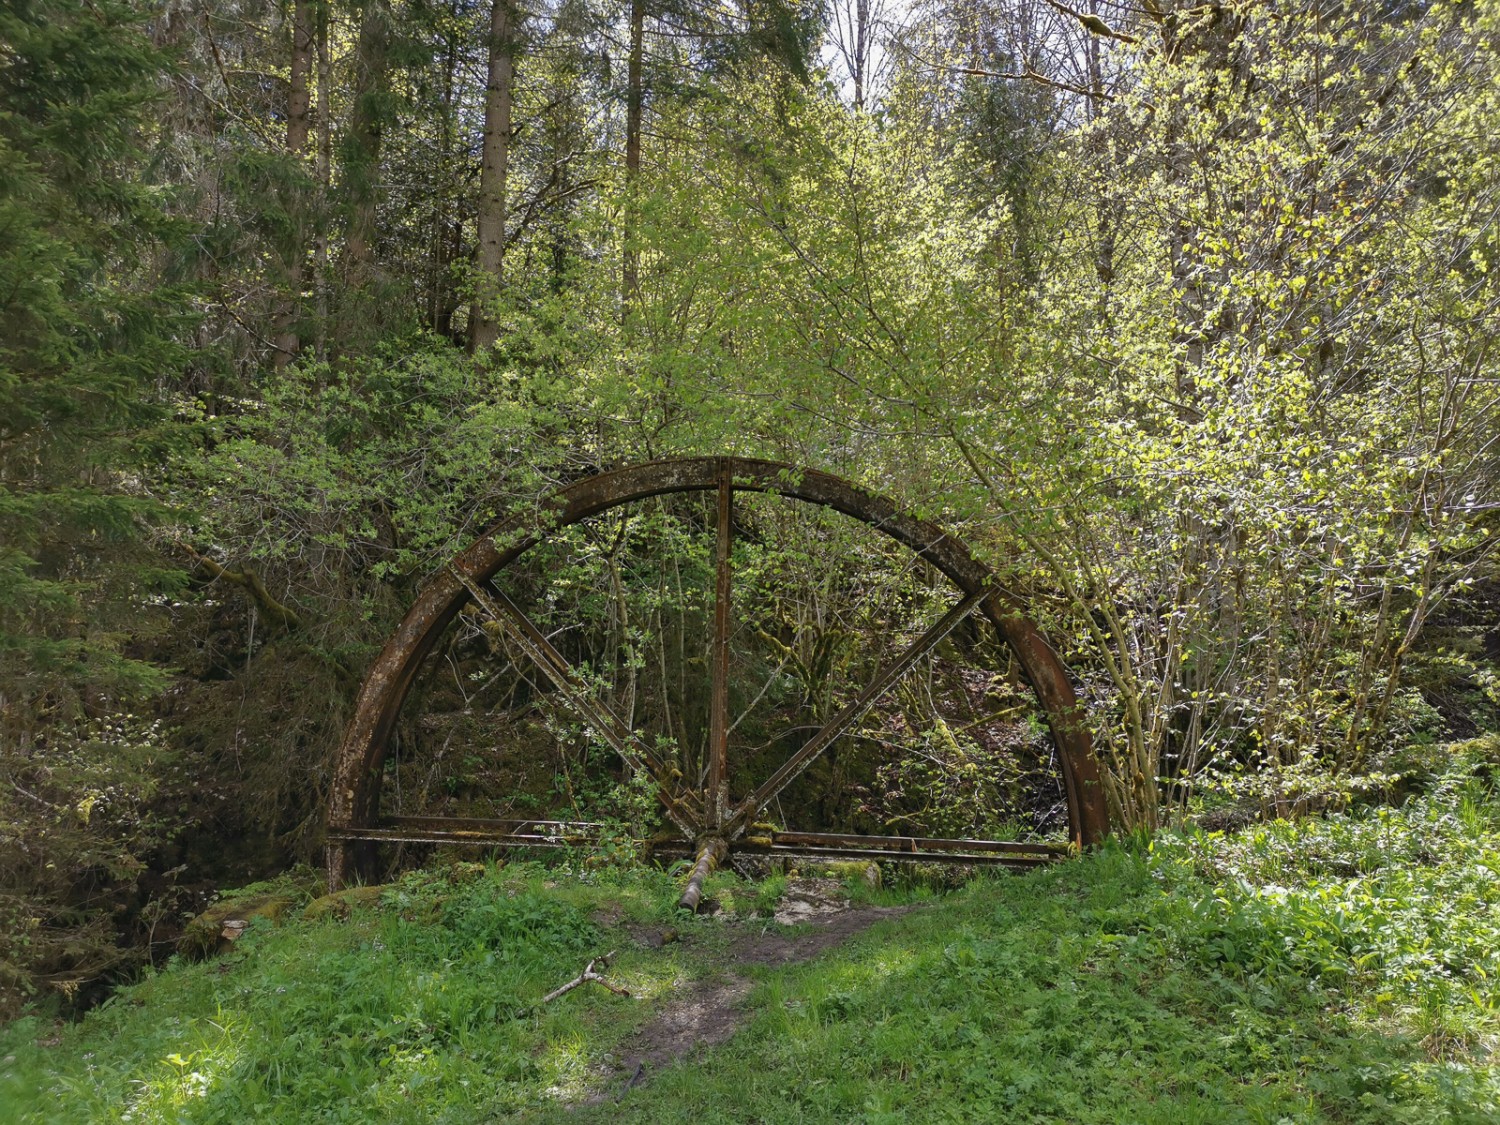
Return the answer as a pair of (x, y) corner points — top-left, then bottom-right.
(327, 457), (1109, 883)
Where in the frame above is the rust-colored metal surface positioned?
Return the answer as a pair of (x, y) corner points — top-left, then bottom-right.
(723, 589), (987, 838)
(452, 571), (696, 835)
(652, 829), (1066, 869)
(661, 841), (1056, 870)
(326, 820), (1065, 868)
(326, 457), (1110, 891)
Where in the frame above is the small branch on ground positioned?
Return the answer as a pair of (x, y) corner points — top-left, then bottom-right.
(616, 1061), (645, 1102)
(515, 951), (628, 1018)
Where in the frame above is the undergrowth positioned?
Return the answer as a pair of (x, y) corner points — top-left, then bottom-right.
(3, 742), (1499, 1122)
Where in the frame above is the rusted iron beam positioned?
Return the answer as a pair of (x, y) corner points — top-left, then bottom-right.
(331, 816), (1064, 870)
(743, 844), (1053, 868)
(364, 818), (1065, 858)
(765, 830), (1069, 856)
(676, 838), (726, 912)
(452, 570), (698, 838)
(705, 464), (733, 828)
(327, 825), (589, 847)
(327, 457), (1110, 890)
(330, 826), (1058, 868)
(382, 814), (605, 833)
(654, 841), (1056, 869)
(724, 589), (987, 837)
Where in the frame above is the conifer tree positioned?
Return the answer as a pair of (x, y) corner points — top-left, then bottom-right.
(0, 0), (190, 1014)
(0, 0), (185, 705)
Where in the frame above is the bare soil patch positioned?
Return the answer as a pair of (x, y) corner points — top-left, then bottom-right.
(587, 898), (916, 1105)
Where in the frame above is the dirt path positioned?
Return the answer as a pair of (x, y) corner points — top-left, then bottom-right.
(588, 899), (917, 1105)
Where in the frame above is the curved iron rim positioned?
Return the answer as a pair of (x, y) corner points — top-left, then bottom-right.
(327, 457), (1109, 880)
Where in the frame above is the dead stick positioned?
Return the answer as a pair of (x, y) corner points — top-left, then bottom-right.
(616, 1061), (645, 1102)
(517, 952), (628, 1017)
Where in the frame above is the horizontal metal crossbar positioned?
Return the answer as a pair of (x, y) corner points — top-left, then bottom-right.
(327, 814), (608, 848)
(325, 816), (1067, 868)
(385, 815), (605, 829)
(763, 830), (1069, 856)
(654, 841), (1056, 869)
(325, 828), (575, 847)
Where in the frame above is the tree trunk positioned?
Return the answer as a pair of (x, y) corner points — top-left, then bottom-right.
(343, 0), (391, 288)
(314, 0), (331, 355)
(622, 0), (645, 309)
(430, 37), (456, 335)
(287, 0), (313, 156)
(853, 0), (869, 110)
(469, 0), (517, 354)
(273, 0), (315, 370)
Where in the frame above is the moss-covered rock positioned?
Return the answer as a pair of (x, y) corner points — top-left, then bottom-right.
(301, 884), (388, 922)
(819, 861), (881, 890)
(178, 893), (299, 959)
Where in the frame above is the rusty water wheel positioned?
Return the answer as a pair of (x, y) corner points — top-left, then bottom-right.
(325, 458), (1110, 904)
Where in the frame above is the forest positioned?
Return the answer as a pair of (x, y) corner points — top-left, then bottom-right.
(2, 0), (1500, 1119)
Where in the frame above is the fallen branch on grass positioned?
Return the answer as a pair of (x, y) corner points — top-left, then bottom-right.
(515, 951), (629, 1018)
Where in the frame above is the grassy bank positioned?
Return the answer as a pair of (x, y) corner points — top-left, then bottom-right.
(4, 749), (1500, 1123)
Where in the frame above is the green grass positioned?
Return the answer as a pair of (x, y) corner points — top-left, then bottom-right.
(5, 757), (1500, 1123)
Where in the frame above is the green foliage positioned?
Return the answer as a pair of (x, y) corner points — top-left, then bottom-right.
(148, 0), (1500, 880)
(585, 756), (1500, 1124)
(1009, 0), (1500, 821)
(0, 862), (674, 1121)
(864, 699), (1049, 840)
(558, 765), (664, 869)
(178, 341), (557, 578)
(0, 0), (195, 1021)
(6, 0), (1500, 1034)
(0, 0), (186, 697)
(8, 752), (1500, 1121)
(548, 6), (1500, 833)
(0, 716), (189, 1019)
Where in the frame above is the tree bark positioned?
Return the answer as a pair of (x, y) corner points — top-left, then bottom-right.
(430, 36), (456, 335)
(343, 0), (391, 288)
(179, 545), (303, 634)
(286, 0), (313, 157)
(314, 0), (331, 354)
(469, 0), (517, 353)
(273, 0), (315, 370)
(622, 0), (645, 309)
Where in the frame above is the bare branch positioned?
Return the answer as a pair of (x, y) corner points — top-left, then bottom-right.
(1044, 0), (1139, 45)
(516, 952), (629, 1018)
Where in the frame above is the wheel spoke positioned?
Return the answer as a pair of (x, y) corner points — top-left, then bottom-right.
(725, 588), (989, 836)
(452, 569), (698, 837)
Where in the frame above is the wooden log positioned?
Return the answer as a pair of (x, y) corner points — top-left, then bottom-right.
(677, 838), (726, 912)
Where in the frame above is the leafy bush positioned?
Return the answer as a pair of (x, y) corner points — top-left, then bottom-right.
(7, 748), (1500, 1123)
(0, 715), (191, 1019)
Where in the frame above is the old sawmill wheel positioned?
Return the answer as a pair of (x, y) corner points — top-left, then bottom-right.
(326, 458), (1110, 903)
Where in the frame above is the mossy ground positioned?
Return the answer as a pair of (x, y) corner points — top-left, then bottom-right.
(5, 757), (1500, 1123)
